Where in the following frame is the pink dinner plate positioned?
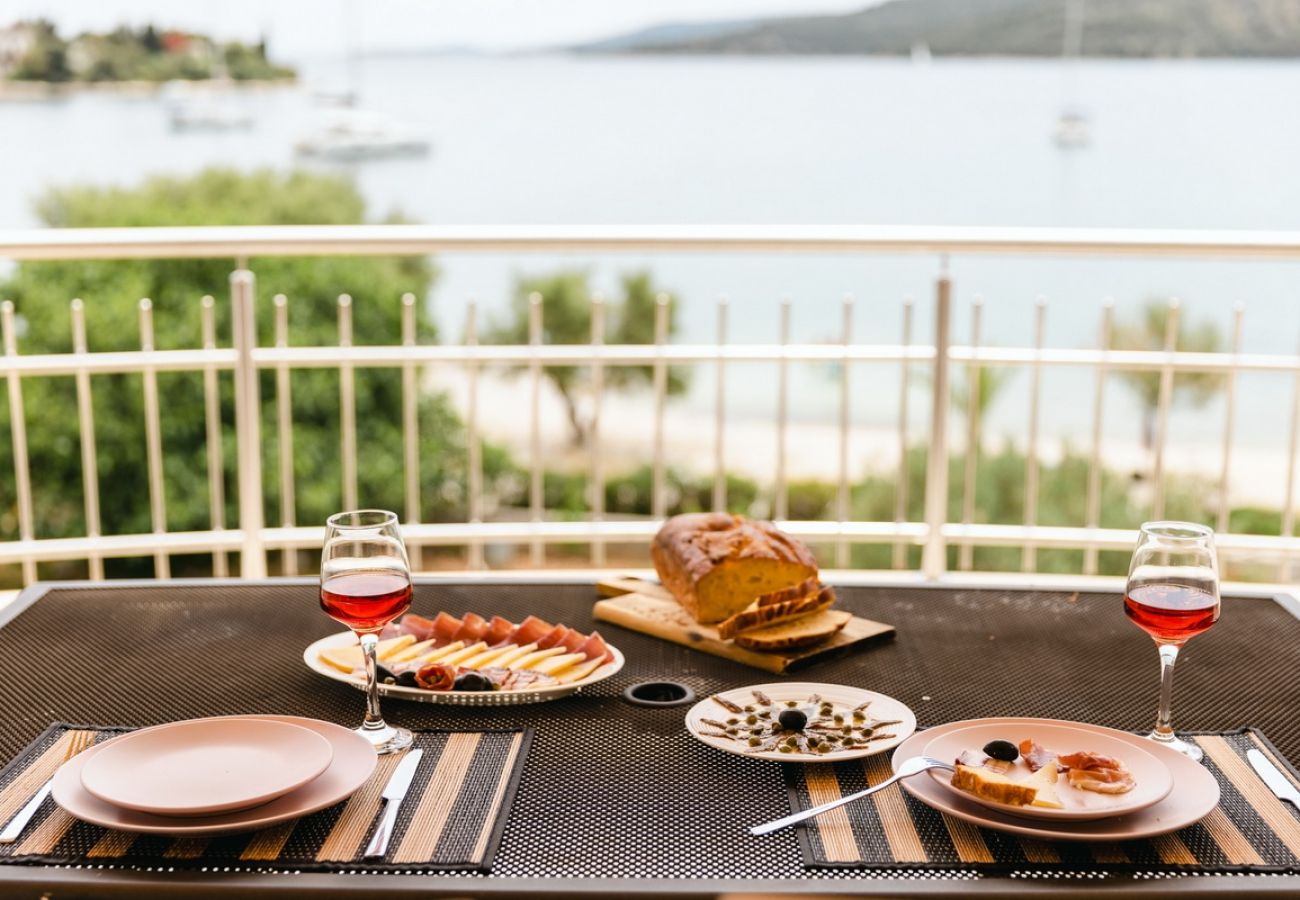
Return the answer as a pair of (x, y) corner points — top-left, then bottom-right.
(892, 717), (1219, 842)
(54, 716), (376, 835)
(79, 718), (334, 816)
(923, 721), (1173, 821)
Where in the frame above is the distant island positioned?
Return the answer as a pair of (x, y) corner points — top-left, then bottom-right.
(576, 0), (1300, 59)
(0, 20), (295, 83)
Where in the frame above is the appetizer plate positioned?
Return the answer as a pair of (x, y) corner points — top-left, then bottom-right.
(686, 682), (916, 763)
(893, 718), (1219, 842)
(53, 716), (377, 836)
(303, 631), (625, 706)
(924, 721), (1173, 821)
(80, 718), (334, 817)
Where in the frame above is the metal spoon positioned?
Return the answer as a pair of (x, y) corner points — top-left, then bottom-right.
(749, 756), (955, 836)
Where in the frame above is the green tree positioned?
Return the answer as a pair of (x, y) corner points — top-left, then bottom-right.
(951, 366), (1014, 423)
(486, 270), (688, 445)
(0, 168), (509, 578)
(1110, 301), (1225, 451)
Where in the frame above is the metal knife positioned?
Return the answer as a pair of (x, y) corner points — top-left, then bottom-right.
(1247, 749), (1300, 808)
(363, 748), (424, 859)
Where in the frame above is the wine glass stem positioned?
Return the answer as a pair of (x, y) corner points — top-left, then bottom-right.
(359, 632), (387, 734)
(1153, 642), (1181, 741)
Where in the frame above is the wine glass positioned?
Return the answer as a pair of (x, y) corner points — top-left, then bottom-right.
(1123, 521), (1220, 762)
(320, 509), (414, 755)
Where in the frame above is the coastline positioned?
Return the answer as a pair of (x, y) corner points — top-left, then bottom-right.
(0, 77), (297, 100)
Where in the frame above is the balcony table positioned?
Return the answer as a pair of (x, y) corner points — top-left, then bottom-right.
(0, 576), (1298, 899)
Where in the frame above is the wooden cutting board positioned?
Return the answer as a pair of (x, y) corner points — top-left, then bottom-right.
(593, 577), (895, 674)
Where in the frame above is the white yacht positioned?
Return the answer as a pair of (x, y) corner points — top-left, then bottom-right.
(295, 107), (430, 161)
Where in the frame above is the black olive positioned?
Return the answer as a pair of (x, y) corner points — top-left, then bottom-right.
(453, 671), (495, 692)
(395, 670), (419, 688)
(778, 709), (808, 731)
(376, 664), (398, 685)
(983, 739), (1019, 762)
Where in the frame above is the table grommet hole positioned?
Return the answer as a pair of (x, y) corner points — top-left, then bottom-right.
(623, 681), (695, 707)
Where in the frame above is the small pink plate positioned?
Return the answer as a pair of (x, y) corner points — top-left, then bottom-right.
(925, 722), (1174, 821)
(54, 716), (377, 835)
(79, 718), (334, 816)
(894, 718), (1219, 842)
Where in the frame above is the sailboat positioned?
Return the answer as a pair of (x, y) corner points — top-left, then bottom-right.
(1053, 0), (1089, 149)
(294, 0), (430, 161)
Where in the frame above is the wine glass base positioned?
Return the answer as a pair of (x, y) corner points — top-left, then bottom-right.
(356, 723), (414, 755)
(1144, 731), (1204, 763)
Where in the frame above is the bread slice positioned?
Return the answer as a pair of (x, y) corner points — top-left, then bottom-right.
(950, 765), (1038, 807)
(733, 609), (851, 651)
(756, 576), (822, 608)
(716, 586), (836, 640)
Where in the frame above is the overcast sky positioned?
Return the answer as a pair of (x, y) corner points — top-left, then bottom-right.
(11, 1), (870, 56)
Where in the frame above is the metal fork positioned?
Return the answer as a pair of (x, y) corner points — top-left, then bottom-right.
(749, 755), (955, 836)
(0, 730), (96, 844)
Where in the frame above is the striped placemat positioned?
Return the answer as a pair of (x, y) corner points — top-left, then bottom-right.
(787, 729), (1300, 873)
(0, 723), (531, 873)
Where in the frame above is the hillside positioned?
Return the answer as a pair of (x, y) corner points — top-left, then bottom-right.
(585, 0), (1300, 58)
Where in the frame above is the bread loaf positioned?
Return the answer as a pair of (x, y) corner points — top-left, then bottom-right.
(651, 513), (819, 624)
(756, 576), (822, 607)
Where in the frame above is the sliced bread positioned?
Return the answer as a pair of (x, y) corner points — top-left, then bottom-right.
(756, 576), (822, 608)
(716, 585), (836, 640)
(733, 609), (851, 651)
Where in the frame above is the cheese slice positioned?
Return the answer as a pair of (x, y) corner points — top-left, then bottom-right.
(1027, 762), (1064, 809)
(460, 643), (519, 669)
(405, 640), (465, 666)
(492, 642), (538, 668)
(555, 656), (605, 684)
(318, 634), (415, 673)
(389, 638), (437, 663)
(530, 652), (586, 676)
(509, 646), (567, 671)
(437, 641), (488, 666)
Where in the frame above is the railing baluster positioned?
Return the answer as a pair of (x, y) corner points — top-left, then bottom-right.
(338, 294), (357, 513)
(70, 299), (103, 580)
(652, 293), (669, 522)
(201, 295), (227, 577)
(401, 293), (421, 572)
(1084, 300), (1113, 575)
(893, 297), (913, 570)
(1, 301), (36, 585)
(1151, 299), (1179, 520)
(922, 267), (952, 580)
(1022, 298), (1046, 573)
(590, 293), (606, 567)
(273, 293), (296, 575)
(529, 292), (544, 566)
(775, 297), (791, 522)
(714, 296), (729, 513)
(230, 268), (266, 578)
(139, 299), (169, 579)
(1281, 318), (1300, 581)
(1217, 303), (1244, 536)
(836, 295), (853, 567)
(465, 299), (484, 570)
(959, 296), (983, 571)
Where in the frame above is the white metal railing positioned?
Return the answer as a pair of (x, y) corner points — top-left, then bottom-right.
(2, 224), (1300, 586)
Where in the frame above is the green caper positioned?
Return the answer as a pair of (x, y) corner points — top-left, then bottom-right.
(748, 736), (762, 747)
(779, 744), (794, 753)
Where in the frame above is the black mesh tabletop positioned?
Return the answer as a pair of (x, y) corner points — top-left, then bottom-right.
(1, 578), (1299, 897)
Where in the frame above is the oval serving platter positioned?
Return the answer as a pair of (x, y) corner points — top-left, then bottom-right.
(303, 631), (625, 706)
(686, 682), (916, 762)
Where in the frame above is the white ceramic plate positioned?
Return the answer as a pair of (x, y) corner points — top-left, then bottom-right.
(53, 716), (377, 836)
(303, 631), (625, 706)
(686, 682), (916, 763)
(79, 718), (335, 817)
(893, 717), (1220, 842)
(923, 721), (1173, 821)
